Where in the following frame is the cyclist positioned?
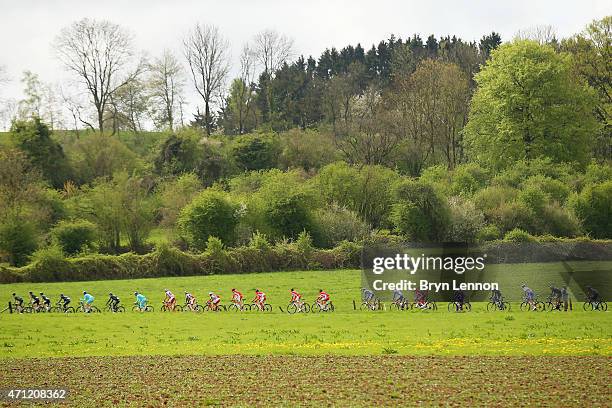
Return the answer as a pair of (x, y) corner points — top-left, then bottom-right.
(82, 291), (95, 312)
(290, 288), (303, 305)
(521, 284), (536, 311)
(548, 285), (562, 310)
(362, 288), (375, 302)
(40, 292), (52, 311)
(164, 289), (176, 311)
(561, 286), (569, 311)
(208, 292), (221, 311)
(415, 289), (429, 309)
(231, 288), (244, 310)
(317, 289), (330, 309)
(59, 293), (71, 311)
(107, 292), (121, 312)
(184, 291), (197, 311)
(253, 289), (266, 311)
(29, 291), (41, 311)
(453, 289), (466, 311)
(134, 292), (148, 311)
(586, 286), (600, 303)
(12, 293), (24, 313)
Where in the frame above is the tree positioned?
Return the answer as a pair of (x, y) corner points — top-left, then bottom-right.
(221, 46), (259, 134)
(148, 49), (185, 131)
(17, 71), (62, 129)
(562, 17), (611, 160)
(106, 77), (149, 134)
(252, 29), (294, 76)
(10, 118), (72, 188)
(571, 181), (612, 239)
(464, 40), (599, 170)
(184, 23), (230, 135)
(0, 148), (43, 220)
(54, 18), (143, 133)
(231, 134), (280, 171)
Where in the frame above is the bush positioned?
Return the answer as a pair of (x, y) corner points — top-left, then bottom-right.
(570, 181), (612, 239)
(451, 163), (489, 196)
(521, 175), (570, 204)
(489, 201), (536, 234)
(446, 196), (486, 243)
(312, 204), (370, 248)
(503, 228), (537, 243)
(51, 220), (97, 255)
(476, 225), (501, 241)
(391, 179), (450, 242)
(231, 134), (280, 171)
(540, 203), (581, 237)
(0, 219), (38, 266)
(178, 190), (238, 250)
(264, 192), (313, 240)
(473, 185), (518, 212)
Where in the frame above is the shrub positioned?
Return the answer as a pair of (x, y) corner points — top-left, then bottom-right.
(445, 196), (486, 243)
(51, 219), (97, 255)
(451, 163), (489, 196)
(540, 203), (581, 237)
(503, 228), (537, 243)
(570, 181), (612, 239)
(231, 134), (280, 171)
(476, 225), (501, 241)
(312, 204), (370, 248)
(29, 245), (71, 282)
(473, 185), (518, 212)
(521, 175), (570, 204)
(0, 219), (38, 266)
(249, 231), (271, 251)
(264, 192), (312, 240)
(391, 180), (450, 242)
(489, 201), (536, 234)
(178, 190), (238, 249)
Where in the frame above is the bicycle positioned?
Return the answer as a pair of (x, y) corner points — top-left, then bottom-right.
(182, 302), (204, 312)
(410, 300), (437, 311)
(390, 298), (410, 311)
(287, 300), (310, 314)
(50, 301), (75, 313)
(360, 298), (382, 311)
(447, 301), (472, 312)
(203, 300), (227, 312)
(227, 301), (246, 312)
(160, 301), (183, 312)
(311, 301), (334, 313)
(104, 302), (125, 313)
(520, 296), (545, 312)
(583, 298), (608, 312)
(247, 302), (272, 312)
(486, 297), (511, 312)
(132, 303), (154, 312)
(75, 301), (101, 313)
(544, 296), (563, 312)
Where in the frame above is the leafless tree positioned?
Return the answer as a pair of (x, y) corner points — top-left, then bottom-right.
(252, 29), (294, 76)
(148, 49), (185, 132)
(515, 25), (558, 45)
(53, 18), (143, 133)
(183, 23), (230, 135)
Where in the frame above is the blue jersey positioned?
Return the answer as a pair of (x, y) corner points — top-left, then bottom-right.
(83, 293), (94, 303)
(136, 294), (147, 303)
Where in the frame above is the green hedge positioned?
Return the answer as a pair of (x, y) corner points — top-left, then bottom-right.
(0, 242), (362, 284)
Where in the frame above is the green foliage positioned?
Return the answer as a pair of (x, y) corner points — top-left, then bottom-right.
(231, 134), (280, 171)
(312, 204), (370, 248)
(446, 196), (486, 243)
(263, 192), (312, 241)
(521, 175), (570, 204)
(570, 181), (612, 239)
(451, 163), (489, 196)
(316, 162), (399, 227)
(465, 40), (599, 169)
(248, 231), (271, 251)
(0, 218), (38, 266)
(157, 173), (202, 227)
(503, 228), (537, 243)
(179, 190), (238, 250)
(391, 179), (450, 241)
(10, 118), (72, 188)
(278, 129), (340, 171)
(51, 219), (97, 255)
(476, 225), (501, 242)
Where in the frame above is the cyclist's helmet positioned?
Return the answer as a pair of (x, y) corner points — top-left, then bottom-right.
(231, 288), (236, 291)
(83, 291), (87, 294)
(319, 289), (323, 293)
(134, 292), (138, 295)
(290, 288), (294, 291)
(29, 291), (33, 294)
(60, 293), (64, 297)
(208, 292), (213, 295)
(255, 289), (259, 292)
(12, 292), (16, 296)
(521, 283), (526, 288)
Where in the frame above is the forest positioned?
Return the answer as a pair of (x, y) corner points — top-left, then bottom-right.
(0, 17), (610, 277)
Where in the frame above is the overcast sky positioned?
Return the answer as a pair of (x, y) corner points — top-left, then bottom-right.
(0, 0), (610, 127)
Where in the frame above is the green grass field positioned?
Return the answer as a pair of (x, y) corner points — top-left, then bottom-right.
(0, 268), (610, 358)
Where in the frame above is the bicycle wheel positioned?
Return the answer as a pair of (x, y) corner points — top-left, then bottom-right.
(242, 303), (251, 312)
(228, 304), (239, 312)
(303, 303), (311, 313)
(520, 302), (529, 312)
(360, 302), (372, 311)
(500, 302), (511, 312)
(193, 305), (204, 312)
(132, 305), (141, 312)
(328, 302), (335, 312)
(311, 303), (321, 313)
(23, 307), (34, 314)
(464, 302), (471, 312)
(535, 302), (545, 312)
(486, 302), (496, 312)
(91, 306), (101, 313)
(447, 302), (456, 312)
(583, 302), (593, 311)
(145, 305), (154, 312)
(174, 304), (183, 312)
(287, 303), (297, 314)
(263, 304), (272, 312)
(116, 305), (125, 313)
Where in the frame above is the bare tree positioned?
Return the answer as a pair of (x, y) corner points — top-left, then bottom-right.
(515, 25), (558, 45)
(148, 49), (185, 132)
(183, 23), (230, 135)
(252, 29), (294, 76)
(54, 18), (143, 133)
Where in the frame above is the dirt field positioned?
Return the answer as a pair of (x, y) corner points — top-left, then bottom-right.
(0, 355), (609, 407)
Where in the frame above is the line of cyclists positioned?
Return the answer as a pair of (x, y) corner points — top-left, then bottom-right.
(360, 284), (604, 312)
(10, 288), (333, 314)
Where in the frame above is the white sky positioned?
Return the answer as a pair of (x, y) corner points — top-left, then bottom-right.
(0, 0), (610, 128)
